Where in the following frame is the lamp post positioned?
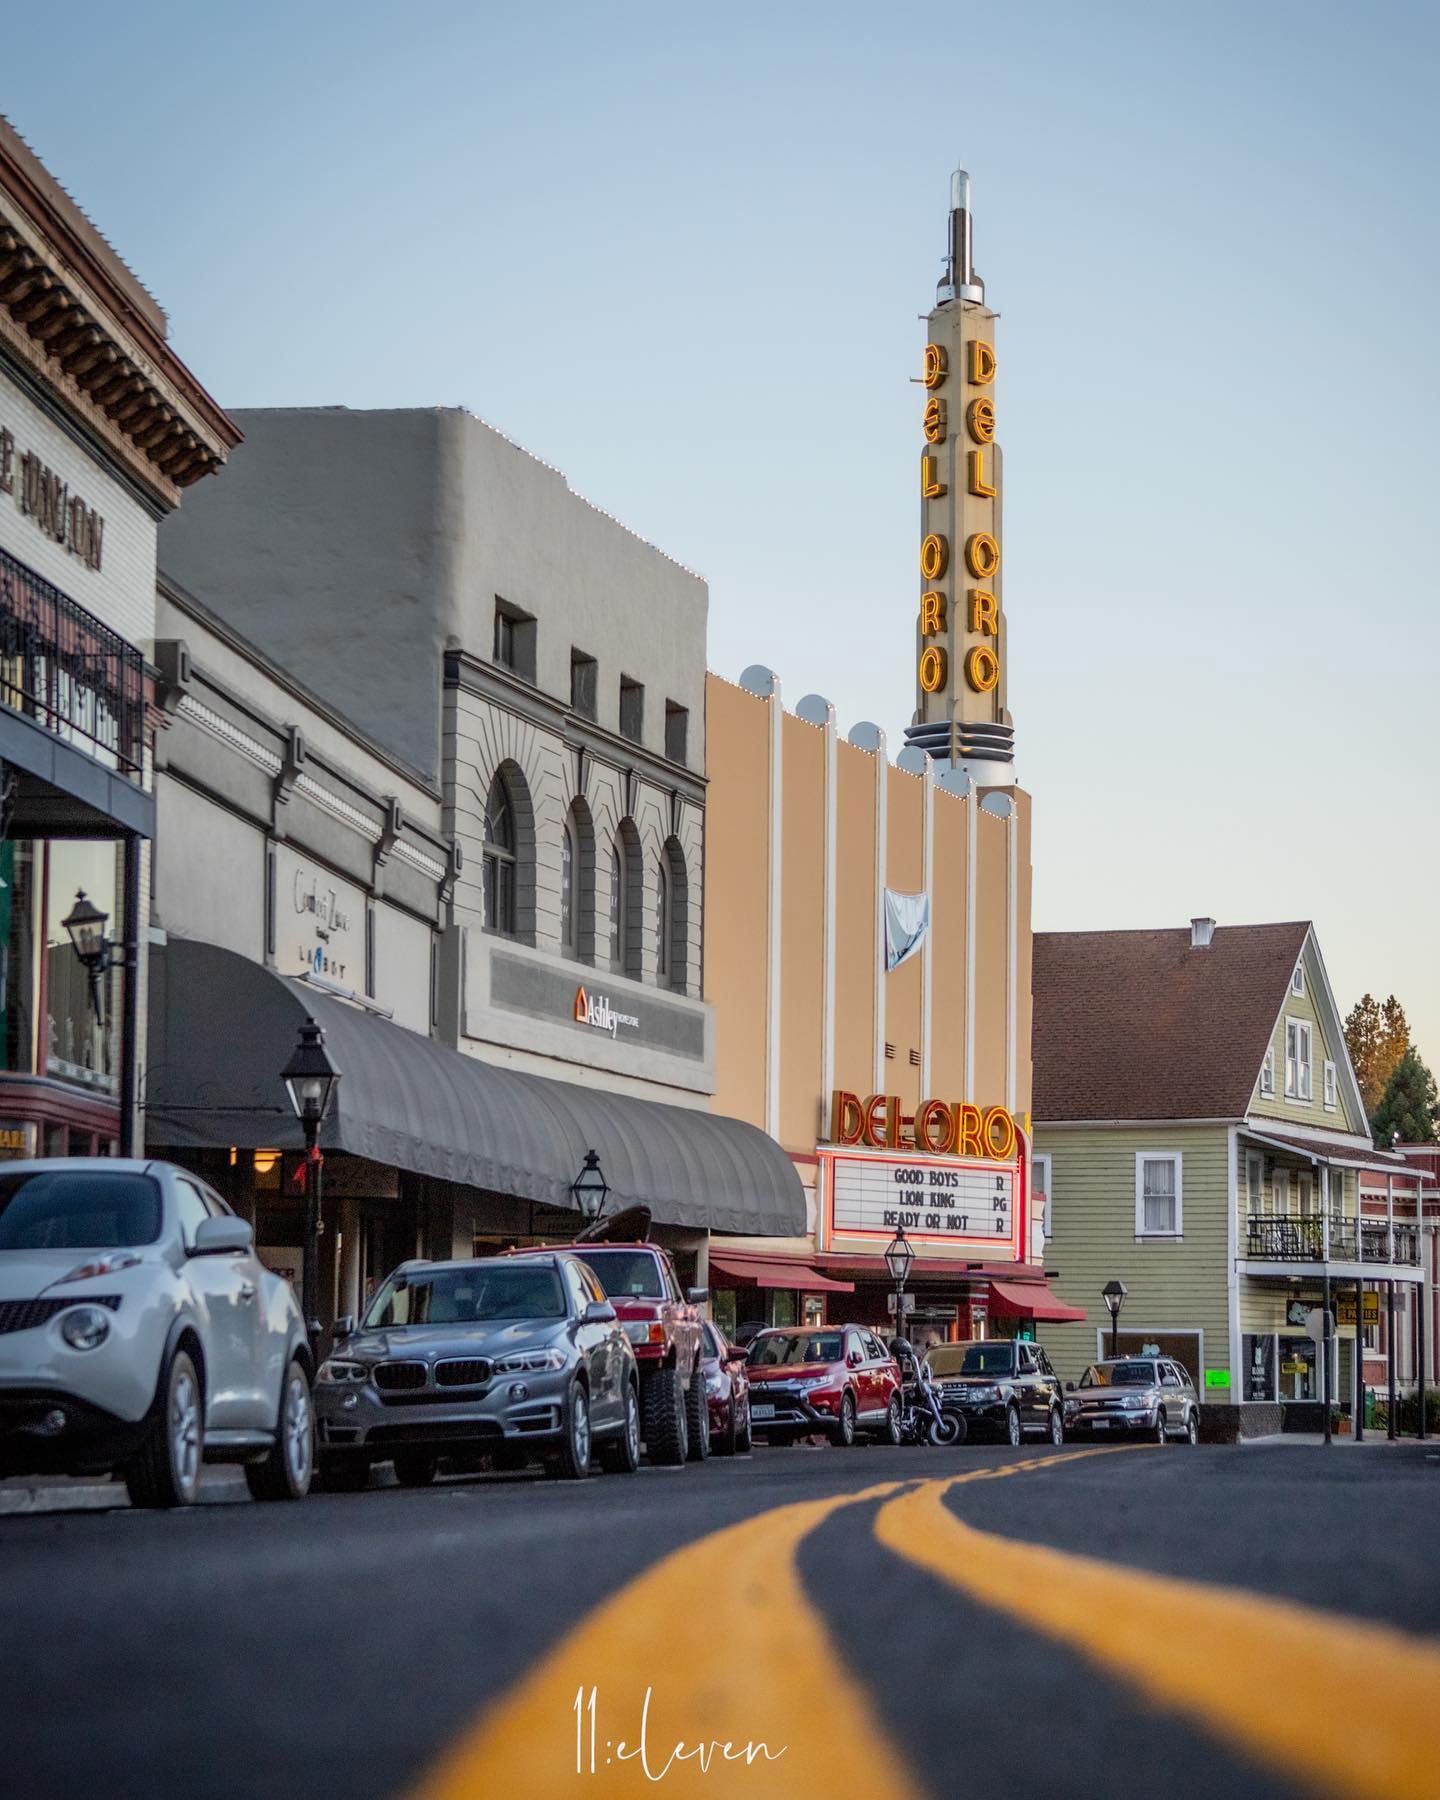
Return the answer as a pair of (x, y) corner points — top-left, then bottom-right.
(281, 1017), (341, 1353)
(1101, 1279), (1128, 1359)
(62, 887), (139, 1158)
(570, 1149), (610, 1227)
(886, 1223), (916, 1345)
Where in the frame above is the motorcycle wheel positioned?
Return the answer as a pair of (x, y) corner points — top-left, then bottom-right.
(928, 1409), (967, 1446)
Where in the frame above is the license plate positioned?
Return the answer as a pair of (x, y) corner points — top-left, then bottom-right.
(751, 1403), (775, 1419)
(1091, 1419), (1110, 1429)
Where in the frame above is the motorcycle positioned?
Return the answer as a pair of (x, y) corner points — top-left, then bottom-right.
(889, 1338), (967, 1446)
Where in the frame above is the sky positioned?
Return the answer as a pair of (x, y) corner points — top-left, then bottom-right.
(8, 1), (1438, 1064)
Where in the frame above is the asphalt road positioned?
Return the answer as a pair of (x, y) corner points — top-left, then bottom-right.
(2, 1439), (1438, 1800)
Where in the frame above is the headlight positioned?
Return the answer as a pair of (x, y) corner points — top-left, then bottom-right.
(966, 1385), (999, 1402)
(1121, 1394), (1149, 1409)
(797, 1371), (834, 1387)
(317, 1359), (369, 1384)
(59, 1251), (140, 1284)
(60, 1307), (110, 1351)
(622, 1320), (665, 1346)
(496, 1347), (567, 1372)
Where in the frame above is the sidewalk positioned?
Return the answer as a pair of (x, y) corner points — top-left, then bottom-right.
(1239, 1432), (1436, 1450)
(0, 1469), (249, 1515)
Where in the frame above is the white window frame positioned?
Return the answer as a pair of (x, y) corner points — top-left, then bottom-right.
(1031, 1152), (1052, 1247)
(1273, 1169), (1290, 1216)
(1284, 1017), (1312, 1102)
(1259, 1046), (1275, 1098)
(1291, 962), (1305, 998)
(1323, 1060), (1337, 1112)
(1134, 1151), (1183, 1239)
(1297, 1173), (1314, 1216)
(1246, 1151), (1264, 1215)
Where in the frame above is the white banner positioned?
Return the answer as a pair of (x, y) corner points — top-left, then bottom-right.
(883, 889), (929, 971)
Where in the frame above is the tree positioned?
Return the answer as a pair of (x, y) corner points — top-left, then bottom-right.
(1344, 993), (1410, 1115)
(1371, 1045), (1439, 1147)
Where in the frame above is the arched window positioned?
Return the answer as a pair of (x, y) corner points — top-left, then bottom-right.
(561, 810), (580, 958)
(482, 772), (517, 936)
(659, 836), (688, 993)
(655, 857), (671, 984)
(608, 836), (626, 971)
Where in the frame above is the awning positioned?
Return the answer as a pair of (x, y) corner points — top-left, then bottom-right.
(987, 1279), (1088, 1323)
(146, 938), (806, 1238)
(1240, 1129), (1415, 1179)
(709, 1253), (854, 1294)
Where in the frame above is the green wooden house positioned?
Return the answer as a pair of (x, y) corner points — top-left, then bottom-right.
(1032, 918), (1429, 1437)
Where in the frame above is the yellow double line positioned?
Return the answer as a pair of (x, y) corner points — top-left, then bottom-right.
(413, 1451), (1440, 1798)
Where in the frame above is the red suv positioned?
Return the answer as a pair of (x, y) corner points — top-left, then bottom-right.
(744, 1324), (902, 1447)
(572, 1242), (706, 1466)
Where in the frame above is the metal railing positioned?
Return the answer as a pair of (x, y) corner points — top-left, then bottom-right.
(1246, 1215), (1421, 1267)
(0, 546), (144, 778)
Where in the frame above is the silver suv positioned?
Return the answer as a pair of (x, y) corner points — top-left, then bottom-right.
(1063, 1356), (1200, 1444)
(314, 1251), (640, 1487)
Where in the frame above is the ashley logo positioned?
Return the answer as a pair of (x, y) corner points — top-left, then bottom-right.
(573, 985), (640, 1040)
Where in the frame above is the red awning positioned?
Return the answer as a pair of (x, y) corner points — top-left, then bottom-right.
(987, 1279), (1087, 1323)
(709, 1254), (855, 1294)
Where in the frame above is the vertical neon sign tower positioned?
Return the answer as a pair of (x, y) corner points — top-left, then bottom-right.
(904, 168), (1015, 791)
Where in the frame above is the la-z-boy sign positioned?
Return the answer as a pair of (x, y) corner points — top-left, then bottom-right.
(829, 1153), (1017, 1248)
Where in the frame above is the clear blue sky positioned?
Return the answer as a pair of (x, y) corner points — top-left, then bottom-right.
(9, 1), (1439, 1069)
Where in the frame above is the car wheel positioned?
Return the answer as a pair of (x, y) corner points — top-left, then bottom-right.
(1048, 1405), (1065, 1447)
(245, 1359), (314, 1502)
(735, 1396), (753, 1455)
(124, 1349), (203, 1509)
(547, 1380), (593, 1480)
(641, 1364), (689, 1467)
(599, 1381), (642, 1475)
(1154, 1410), (1168, 1444)
(832, 1390), (857, 1448)
(392, 1451), (438, 1487)
(685, 1365), (711, 1462)
(1185, 1410), (1200, 1446)
(882, 1393), (902, 1445)
(1005, 1404), (1022, 1448)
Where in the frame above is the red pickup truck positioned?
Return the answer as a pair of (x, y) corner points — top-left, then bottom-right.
(572, 1240), (707, 1466)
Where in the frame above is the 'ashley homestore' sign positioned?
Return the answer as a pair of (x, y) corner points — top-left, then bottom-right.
(573, 985), (640, 1040)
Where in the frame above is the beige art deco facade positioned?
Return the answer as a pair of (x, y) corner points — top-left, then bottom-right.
(703, 667), (1056, 1343)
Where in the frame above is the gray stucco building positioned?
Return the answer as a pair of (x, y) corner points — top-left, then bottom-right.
(161, 405), (710, 1109)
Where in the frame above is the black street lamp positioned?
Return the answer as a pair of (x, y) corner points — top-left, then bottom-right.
(62, 886), (142, 1158)
(886, 1223), (916, 1342)
(1102, 1279), (1128, 1359)
(570, 1149), (610, 1225)
(281, 1017), (341, 1352)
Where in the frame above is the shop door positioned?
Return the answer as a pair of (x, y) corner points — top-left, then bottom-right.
(1278, 1336), (1317, 1400)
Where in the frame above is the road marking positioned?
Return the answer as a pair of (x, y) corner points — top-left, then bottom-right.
(410, 1478), (921, 1798)
(874, 1456), (1440, 1800)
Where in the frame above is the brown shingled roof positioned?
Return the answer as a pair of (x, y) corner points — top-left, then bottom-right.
(1032, 922), (1309, 1122)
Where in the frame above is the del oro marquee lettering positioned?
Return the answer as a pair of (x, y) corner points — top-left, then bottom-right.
(828, 1088), (1020, 1161)
(917, 335), (999, 702)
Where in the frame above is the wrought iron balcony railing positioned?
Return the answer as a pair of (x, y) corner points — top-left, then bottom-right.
(1246, 1215), (1421, 1267)
(0, 546), (144, 779)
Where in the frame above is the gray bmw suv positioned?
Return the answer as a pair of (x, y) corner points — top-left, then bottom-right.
(313, 1251), (640, 1487)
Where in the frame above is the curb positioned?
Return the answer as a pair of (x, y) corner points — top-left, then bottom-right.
(0, 1468), (249, 1515)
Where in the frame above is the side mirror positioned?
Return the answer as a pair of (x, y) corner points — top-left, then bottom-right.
(847, 1349), (863, 1367)
(333, 1315), (354, 1341)
(687, 1287), (709, 1305)
(190, 1215), (253, 1257)
(584, 1300), (617, 1325)
(1065, 1380), (1075, 1392)
(727, 1346), (749, 1365)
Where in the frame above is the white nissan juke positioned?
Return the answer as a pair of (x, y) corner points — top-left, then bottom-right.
(0, 1159), (315, 1506)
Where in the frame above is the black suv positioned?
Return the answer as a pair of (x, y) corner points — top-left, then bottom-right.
(925, 1338), (1066, 1446)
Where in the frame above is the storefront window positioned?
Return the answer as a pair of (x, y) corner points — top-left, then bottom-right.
(44, 841), (119, 1096)
(712, 1287), (737, 1337)
(770, 1288), (798, 1328)
(1243, 1332), (1276, 1402)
